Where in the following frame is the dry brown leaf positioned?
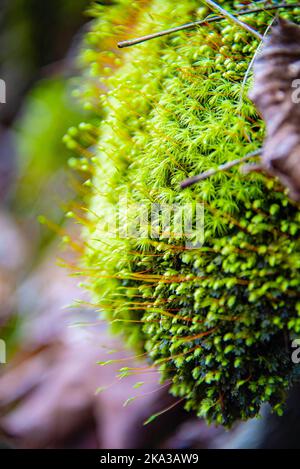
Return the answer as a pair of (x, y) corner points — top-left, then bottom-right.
(249, 17), (300, 200)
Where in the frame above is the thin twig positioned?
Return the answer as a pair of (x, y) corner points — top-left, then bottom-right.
(203, 0), (263, 40)
(118, 15), (221, 48)
(180, 149), (262, 189)
(118, 3), (300, 48)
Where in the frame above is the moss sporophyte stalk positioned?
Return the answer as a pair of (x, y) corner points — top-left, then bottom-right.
(68, 0), (300, 427)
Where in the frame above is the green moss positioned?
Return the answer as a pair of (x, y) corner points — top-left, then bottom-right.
(76, 0), (300, 426)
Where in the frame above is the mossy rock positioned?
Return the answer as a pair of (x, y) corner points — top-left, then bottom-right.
(77, 0), (300, 426)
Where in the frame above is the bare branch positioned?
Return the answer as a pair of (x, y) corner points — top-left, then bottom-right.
(118, 3), (300, 48)
(180, 149), (262, 189)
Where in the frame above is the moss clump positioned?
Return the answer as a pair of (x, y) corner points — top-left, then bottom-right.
(77, 0), (300, 426)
